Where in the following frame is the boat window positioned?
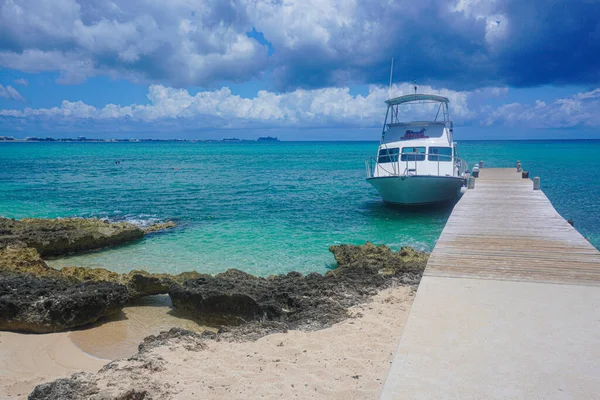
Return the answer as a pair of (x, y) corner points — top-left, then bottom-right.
(428, 147), (453, 162)
(401, 147), (426, 161)
(377, 148), (399, 163)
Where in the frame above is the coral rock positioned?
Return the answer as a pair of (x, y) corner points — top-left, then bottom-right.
(0, 275), (129, 333)
(143, 221), (177, 234)
(0, 217), (144, 257)
(169, 244), (427, 339)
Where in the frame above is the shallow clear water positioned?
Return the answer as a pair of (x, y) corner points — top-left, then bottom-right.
(1, 140), (598, 275)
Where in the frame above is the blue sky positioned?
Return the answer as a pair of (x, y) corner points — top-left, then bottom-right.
(1, 0), (599, 140)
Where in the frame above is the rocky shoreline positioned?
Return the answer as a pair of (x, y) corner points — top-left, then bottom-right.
(169, 243), (425, 341)
(0, 217), (428, 399)
(1, 241), (425, 336)
(0, 218), (180, 332)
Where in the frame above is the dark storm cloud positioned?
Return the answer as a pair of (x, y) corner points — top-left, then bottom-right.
(264, 0), (600, 90)
(0, 0), (598, 89)
(489, 0), (600, 87)
(266, 0), (491, 90)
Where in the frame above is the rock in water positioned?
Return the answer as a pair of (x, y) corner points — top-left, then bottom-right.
(0, 275), (129, 333)
(143, 221), (177, 234)
(328, 242), (428, 275)
(0, 217), (144, 257)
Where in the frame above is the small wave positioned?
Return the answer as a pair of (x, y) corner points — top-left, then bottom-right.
(103, 214), (163, 228)
(387, 240), (431, 252)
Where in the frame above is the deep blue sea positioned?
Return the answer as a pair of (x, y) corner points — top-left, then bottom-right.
(1, 140), (598, 275)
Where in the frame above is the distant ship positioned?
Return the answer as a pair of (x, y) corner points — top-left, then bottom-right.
(257, 136), (279, 142)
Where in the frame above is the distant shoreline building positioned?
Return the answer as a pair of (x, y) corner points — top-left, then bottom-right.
(257, 136), (279, 142)
(1, 135), (281, 143)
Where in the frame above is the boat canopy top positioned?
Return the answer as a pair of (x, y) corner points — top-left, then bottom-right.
(385, 94), (449, 106)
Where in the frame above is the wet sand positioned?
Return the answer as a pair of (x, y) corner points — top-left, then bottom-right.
(70, 295), (213, 360)
(0, 295), (211, 399)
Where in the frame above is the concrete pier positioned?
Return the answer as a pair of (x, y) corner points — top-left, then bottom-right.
(380, 168), (600, 399)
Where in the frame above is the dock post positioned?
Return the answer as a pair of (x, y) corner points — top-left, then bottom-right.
(479, 160), (484, 168)
(467, 177), (476, 189)
(533, 176), (541, 190)
(517, 162), (522, 172)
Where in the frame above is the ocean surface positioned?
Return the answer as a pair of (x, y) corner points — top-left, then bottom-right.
(1, 140), (598, 276)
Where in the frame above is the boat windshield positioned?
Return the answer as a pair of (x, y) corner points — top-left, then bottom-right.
(428, 146), (452, 161)
(400, 147), (426, 161)
(377, 148), (399, 163)
(383, 123), (444, 144)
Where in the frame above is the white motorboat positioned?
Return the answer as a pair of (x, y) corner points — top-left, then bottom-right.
(365, 93), (468, 205)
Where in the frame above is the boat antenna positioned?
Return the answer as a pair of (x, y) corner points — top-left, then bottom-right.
(413, 80), (417, 95)
(388, 58), (394, 99)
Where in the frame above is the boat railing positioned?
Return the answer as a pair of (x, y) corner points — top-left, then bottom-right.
(365, 152), (468, 179)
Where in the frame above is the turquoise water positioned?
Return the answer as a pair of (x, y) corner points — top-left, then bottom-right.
(1, 140), (598, 275)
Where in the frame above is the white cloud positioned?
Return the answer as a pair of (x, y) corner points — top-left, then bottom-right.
(0, 82), (474, 127)
(0, 50), (96, 84)
(483, 88), (600, 128)
(3, 82), (599, 131)
(0, 84), (25, 102)
(0, 0), (268, 86)
(13, 78), (28, 86)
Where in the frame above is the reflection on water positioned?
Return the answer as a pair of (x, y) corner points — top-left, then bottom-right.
(70, 295), (216, 360)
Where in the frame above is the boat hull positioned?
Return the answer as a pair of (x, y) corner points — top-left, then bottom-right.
(367, 175), (464, 205)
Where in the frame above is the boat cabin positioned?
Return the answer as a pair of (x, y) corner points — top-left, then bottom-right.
(367, 94), (463, 178)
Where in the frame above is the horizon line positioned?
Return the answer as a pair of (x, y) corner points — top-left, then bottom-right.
(2, 137), (600, 143)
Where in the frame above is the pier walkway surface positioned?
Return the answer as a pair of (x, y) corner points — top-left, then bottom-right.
(380, 168), (600, 399)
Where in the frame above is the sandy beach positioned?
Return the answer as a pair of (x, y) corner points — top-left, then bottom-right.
(1, 285), (414, 399)
(0, 295), (210, 399)
(0, 331), (104, 399)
